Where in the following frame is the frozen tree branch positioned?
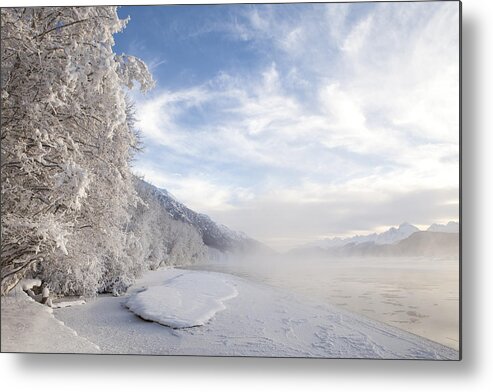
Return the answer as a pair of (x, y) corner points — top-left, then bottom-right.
(33, 18), (89, 40)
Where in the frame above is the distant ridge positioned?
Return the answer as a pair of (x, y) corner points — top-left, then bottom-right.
(337, 231), (459, 257)
(302, 222), (420, 250)
(427, 221), (459, 233)
(389, 231), (459, 257)
(292, 221), (460, 258)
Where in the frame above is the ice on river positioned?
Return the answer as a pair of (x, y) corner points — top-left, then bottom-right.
(126, 271), (238, 328)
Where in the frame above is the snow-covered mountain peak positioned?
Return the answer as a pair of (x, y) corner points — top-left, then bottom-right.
(427, 221), (459, 233)
(303, 222), (420, 250)
(374, 223), (419, 245)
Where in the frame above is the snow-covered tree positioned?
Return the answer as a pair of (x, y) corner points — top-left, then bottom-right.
(1, 7), (153, 295)
(129, 178), (208, 273)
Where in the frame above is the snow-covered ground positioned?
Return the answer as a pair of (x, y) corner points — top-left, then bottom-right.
(1, 288), (99, 353)
(46, 268), (458, 359)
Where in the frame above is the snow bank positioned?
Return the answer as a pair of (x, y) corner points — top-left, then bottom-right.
(1, 289), (99, 353)
(126, 270), (238, 328)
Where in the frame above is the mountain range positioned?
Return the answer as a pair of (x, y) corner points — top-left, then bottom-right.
(292, 221), (459, 258)
(427, 221), (460, 233)
(303, 222), (421, 250)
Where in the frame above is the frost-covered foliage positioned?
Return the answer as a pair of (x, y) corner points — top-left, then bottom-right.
(1, 7), (154, 296)
(128, 178), (208, 272)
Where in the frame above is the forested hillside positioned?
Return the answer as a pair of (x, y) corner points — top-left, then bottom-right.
(133, 178), (271, 255)
(128, 178), (208, 273)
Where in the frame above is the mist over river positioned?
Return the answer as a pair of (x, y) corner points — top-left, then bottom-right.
(186, 256), (459, 350)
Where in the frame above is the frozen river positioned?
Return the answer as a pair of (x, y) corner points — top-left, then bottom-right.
(186, 256), (460, 350)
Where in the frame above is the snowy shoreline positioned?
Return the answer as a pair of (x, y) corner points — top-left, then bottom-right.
(1, 289), (100, 354)
(2, 268), (459, 359)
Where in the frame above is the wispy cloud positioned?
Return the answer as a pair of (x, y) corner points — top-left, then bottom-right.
(126, 2), (459, 250)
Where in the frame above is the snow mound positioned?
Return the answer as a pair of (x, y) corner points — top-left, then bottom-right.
(125, 270), (238, 328)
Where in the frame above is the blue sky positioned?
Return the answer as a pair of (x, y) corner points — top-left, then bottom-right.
(114, 2), (460, 251)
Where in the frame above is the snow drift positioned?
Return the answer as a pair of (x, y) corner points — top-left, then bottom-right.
(125, 270), (238, 328)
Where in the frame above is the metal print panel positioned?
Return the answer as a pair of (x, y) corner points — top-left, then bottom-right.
(0, 1), (461, 359)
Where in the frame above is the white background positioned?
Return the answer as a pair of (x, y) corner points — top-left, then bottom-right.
(1, 0), (491, 390)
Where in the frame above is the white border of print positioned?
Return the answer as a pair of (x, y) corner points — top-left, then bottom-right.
(1, 0), (492, 391)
